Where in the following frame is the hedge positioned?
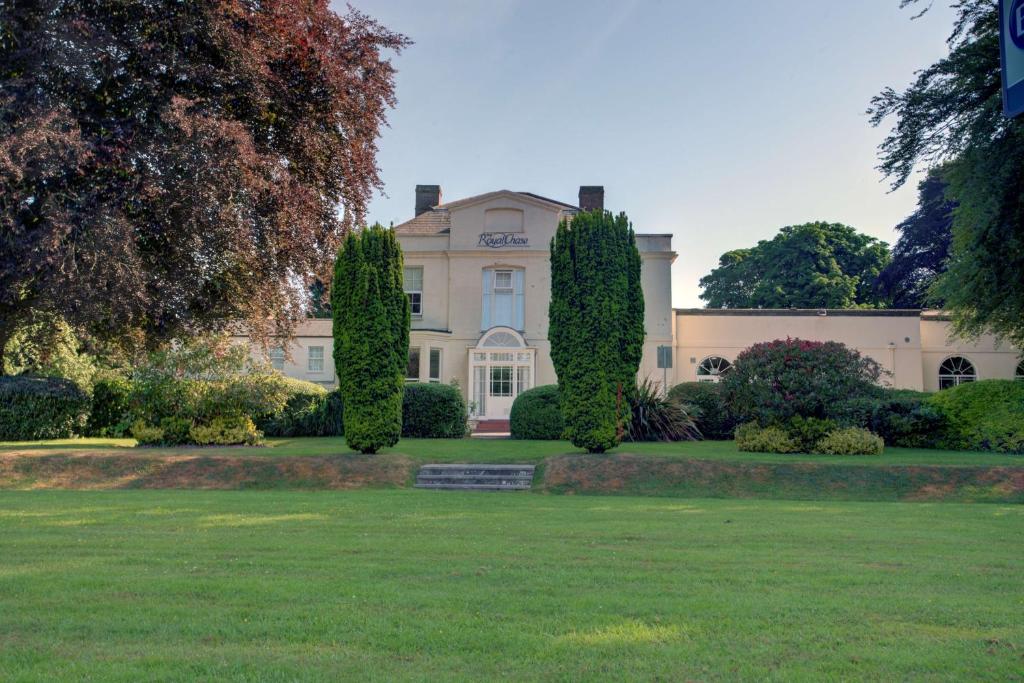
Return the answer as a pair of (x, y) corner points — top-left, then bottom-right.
(86, 372), (133, 437)
(402, 383), (467, 438)
(667, 382), (736, 440)
(928, 380), (1024, 453)
(0, 375), (90, 440)
(510, 384), (565, 440)
(257, 379), (343, 437)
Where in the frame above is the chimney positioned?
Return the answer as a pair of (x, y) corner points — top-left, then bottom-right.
(578, 185), (604, 212)
(415, 185), (441, 216)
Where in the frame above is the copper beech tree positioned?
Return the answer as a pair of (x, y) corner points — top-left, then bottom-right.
(0, 0), (409, 364)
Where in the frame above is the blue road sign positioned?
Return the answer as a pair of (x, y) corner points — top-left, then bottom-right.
(1001, 0), (1024, 117)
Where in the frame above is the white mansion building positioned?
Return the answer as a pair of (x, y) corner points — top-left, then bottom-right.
(237, 185), (1023, 421)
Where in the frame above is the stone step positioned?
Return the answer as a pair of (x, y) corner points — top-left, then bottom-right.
(415, 464), (535, 491)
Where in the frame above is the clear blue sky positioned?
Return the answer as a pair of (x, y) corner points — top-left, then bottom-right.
(342, 0), (956, 307)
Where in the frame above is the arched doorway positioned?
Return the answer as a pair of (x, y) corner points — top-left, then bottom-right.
(469, 327), (535, 419)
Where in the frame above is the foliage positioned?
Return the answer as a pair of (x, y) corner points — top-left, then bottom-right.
(258, 381), (344, 438)
(130, 338), (289, 431)
(721, 338), (884, 426)
(401, 383), (468, 439)
(699, 222), (890, 309)
(624, 378), (699, 442)
(667, 382), (736, 440)
(549, 210), (644, 452)
(0, 375), (90, 440)
(2, 313), (96, 392)
(814, 428), (885, 456)
(927, 380), (1024, 453)
(86, 371), (133, 437)
(784, 416), (839, 453)
(510, 385), (565, 440)
(875, 169), (955, 308)
(0, 1), (409, 359)
(190, 416), (262, 446)
(868, 390), (944, 448)
(129, 420), (166, 447)
(332, 225), (409, 454)
(869, 1), (1024, 347)
(734, 423), (799, 454)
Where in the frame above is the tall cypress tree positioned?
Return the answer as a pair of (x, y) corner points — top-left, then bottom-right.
(549, 210), (645, 453)
(331, 224), (409, 454)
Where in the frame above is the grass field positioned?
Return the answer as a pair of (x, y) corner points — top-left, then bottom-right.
(0, 489), (1021, 681)
(3, 436), (1021, 467)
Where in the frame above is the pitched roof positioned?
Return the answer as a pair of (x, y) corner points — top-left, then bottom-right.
(393, 190), (578, 235)
(393, 209), (451, 235)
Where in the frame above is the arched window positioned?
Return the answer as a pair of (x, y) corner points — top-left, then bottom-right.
(697, 356), (732, 383)
(1016, 359), (1024, 382)
(939, 356), (976, 389)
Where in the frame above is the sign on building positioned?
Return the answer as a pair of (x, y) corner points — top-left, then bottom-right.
(1001, 0), (1024, 117)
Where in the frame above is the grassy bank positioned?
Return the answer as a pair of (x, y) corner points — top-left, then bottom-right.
(0, 490), (1020, 681)
(2, 438), (1022, 501)
(3, 436), (1022, 467)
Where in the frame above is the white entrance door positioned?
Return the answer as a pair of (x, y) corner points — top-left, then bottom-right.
(487, 365), (515, 419)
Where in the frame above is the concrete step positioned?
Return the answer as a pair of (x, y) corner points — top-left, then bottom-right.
(415, 464), (535, 491)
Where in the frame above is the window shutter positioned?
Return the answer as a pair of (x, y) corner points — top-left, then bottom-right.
(481, 269), (493, 330)
(513, 269), (525, 331)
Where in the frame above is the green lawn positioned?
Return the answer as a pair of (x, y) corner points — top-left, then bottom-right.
(0, 490), (1021, 680)
(2, 436), (1021, 467)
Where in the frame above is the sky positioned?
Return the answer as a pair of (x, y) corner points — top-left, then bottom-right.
(339, 0), (958, 307)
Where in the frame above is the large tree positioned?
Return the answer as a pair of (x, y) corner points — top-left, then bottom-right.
(869, 1), (1024, 345)
(331, 225), (408, 454)
(549, 210), (644, 453)
(699, 222), (890, 309)
(875, 169), (956, 308)
(0, 0), (408, 365)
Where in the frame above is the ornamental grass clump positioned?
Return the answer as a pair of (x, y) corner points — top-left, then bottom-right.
(625, 378), (700, 442)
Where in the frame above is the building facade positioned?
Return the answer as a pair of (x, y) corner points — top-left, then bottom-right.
(237, 185), (1023, 411)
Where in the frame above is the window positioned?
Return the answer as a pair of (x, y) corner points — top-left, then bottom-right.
(697, 356), (732, 383)
(489, 366), (513, 397)
(307, 346), (324, 373)
(406, 347), (421, 381)
(516, 366), (531, 394)
(268, 347), (285, 371)
(1017, 359), (1024, 382)
(404, 266), (423, 317)
(473, 366), (486, 416)
(429, 348), (441, 383)
(939, 356), (976, 389)
(481, 268), (524, 330)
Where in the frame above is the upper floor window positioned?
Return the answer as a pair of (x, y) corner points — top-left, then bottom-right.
(481, 268), (524, 331)
(308, 346), (324, 373)
(939, 356), (976, 389)
(404, 266), (423, 317)
(268, 347), (285, 371)
(697, 356), (732, 383)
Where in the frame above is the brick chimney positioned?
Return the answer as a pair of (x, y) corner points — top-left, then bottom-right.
(578, 185), (604, 212)
(415, 185), (441, 216)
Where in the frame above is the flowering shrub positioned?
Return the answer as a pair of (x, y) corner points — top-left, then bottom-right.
(722, 338), (883, 426)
